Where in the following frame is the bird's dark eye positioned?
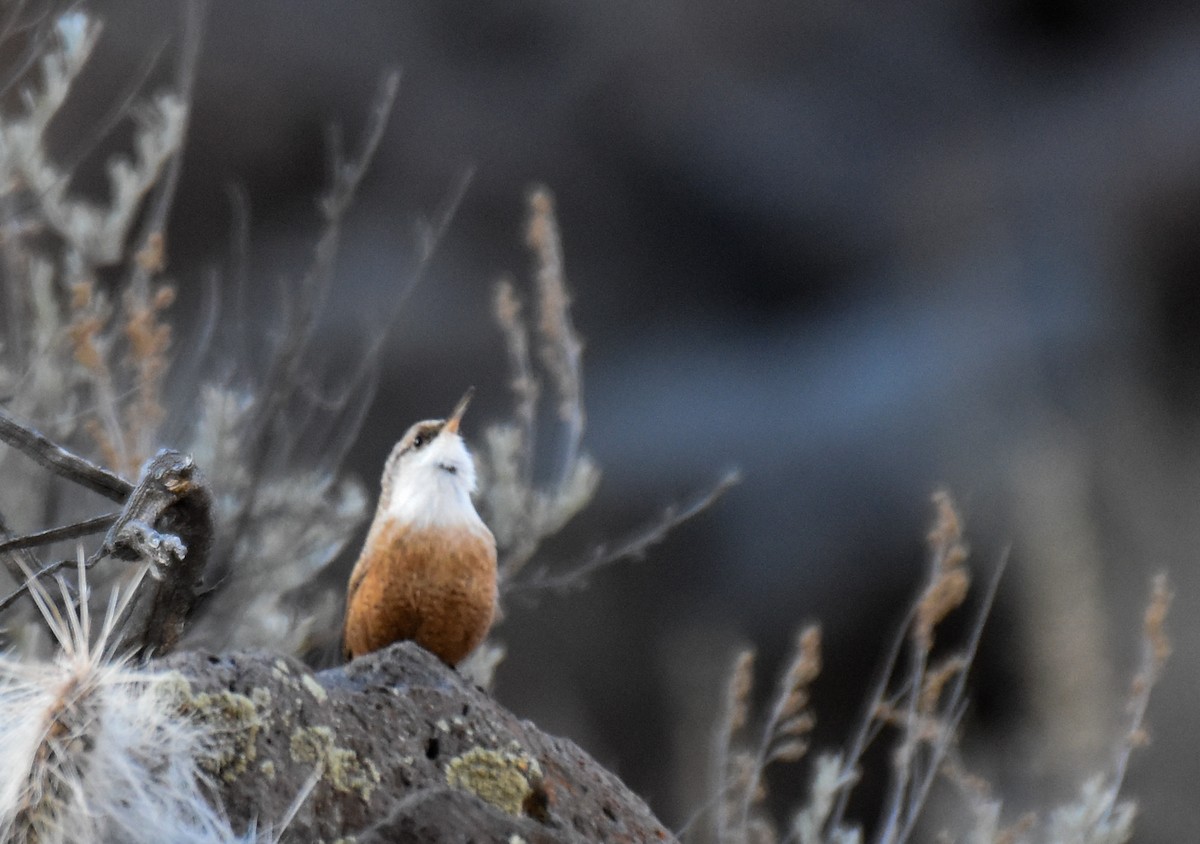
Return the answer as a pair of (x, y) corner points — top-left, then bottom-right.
(410, 424), (442, 451)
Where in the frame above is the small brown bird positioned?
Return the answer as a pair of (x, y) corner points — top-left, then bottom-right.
(343, 390), (497, 665)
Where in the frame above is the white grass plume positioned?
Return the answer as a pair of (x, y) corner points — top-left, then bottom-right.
(0, 553), (254, 844)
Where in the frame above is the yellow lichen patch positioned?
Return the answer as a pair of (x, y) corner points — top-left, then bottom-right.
(290, 726), (380, 801)
(164, 674), (268, 783)
(301, 673), (328, 703)
(445, 747), (543, 816)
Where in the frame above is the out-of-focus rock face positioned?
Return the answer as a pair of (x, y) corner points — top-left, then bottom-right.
(157, 643), (675, 843)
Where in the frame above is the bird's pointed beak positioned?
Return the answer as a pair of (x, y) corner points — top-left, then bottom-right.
(442, 387), (474, 435)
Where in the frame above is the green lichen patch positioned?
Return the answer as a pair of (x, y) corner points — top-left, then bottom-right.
(166, 675), (269, 783)
(290, 725), (380, 801)
(445, 747), (543, 817)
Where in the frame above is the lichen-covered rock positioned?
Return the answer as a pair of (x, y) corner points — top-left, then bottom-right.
(156, 642), (675, 842)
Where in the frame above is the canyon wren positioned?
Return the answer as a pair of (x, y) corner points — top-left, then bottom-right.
(343, 390), (497, 665)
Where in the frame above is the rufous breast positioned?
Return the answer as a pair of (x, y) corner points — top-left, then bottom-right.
(343, 516), (497, 665)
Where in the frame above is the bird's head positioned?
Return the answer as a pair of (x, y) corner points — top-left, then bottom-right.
(378, 389), (483, 529)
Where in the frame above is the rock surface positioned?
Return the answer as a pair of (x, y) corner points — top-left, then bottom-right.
(157, 642), (676, 842)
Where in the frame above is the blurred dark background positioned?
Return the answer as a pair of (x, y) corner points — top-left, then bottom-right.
(74, 0), (1200, 838)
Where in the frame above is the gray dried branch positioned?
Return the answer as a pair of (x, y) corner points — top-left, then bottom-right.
(505, 469), (741, 596)
(0, 513), (117, 558)
(0, 411), (213, 659)
(192, 70), (403, 595)
(713, 649), (755, 841)
(227, 68), (401, 518)
(0, 407), (132, 501)
(0, 510), (49, 605)
(875, 492), (974, 843)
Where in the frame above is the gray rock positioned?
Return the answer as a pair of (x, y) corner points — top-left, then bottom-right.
(157, 642), (675, 842)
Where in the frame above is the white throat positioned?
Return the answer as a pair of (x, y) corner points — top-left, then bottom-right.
(382, 432), (486, 531)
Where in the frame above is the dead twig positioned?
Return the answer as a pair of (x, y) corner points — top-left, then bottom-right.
(106, 449), (213, 657)
(505, 470), (740, 597)
(0, 410), (212, 657)
(0, 407), (132, 500)
(0, 554), (86, 614)
(215, 69), (402, 588)
(0, 513), (117, 555)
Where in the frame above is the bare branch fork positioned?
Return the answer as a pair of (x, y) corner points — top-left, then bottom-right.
(0, 408), (212, 657)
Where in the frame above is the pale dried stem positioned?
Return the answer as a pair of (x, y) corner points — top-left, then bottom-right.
(878, 492), (969, 843)
(1096, 573), (1171, 831)
(893, 554), (1006, 843)
(712, 648), (755, 842)
(506, 470), (739, 596)
(123, 0), (205, 305)
(734, 627), (821, 839)
(525, 186), (585, 491)
(494, 276), (539, 494)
